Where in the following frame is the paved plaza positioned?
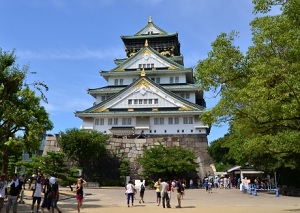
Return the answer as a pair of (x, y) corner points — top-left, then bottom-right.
(16, 187), (299, 213)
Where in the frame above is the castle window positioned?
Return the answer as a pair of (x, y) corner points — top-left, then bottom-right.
(168, 117), (173, 124)
(100, 118), (104, 125)
(144, 99), (147, 104)
(182, 130), (184, 133)
(154, 117), (164, 125)
(122, 118), (132, 125)
(108, 118), (112, 125)
(183, 117), (193, 124)
(134, 99), (138, 104)
(164, 130), (167, 133)
(170, 77), (174, 83)
(174, 117), (179, 124)
(148, 99), (152, 104)
(139, 99), (143, 104)
(154, 99), (158, 104)
(191, 130), (193, 133)
(101, 96), (106, 101)
(177, 130), (180, 133)
(119, 79), (124, 85)
(154, 130), (156, 133)
(128, 100), (132, 105)
(186, 93), (190, 99)
(113, 118), (118, 125)
(175, 76), (179, 83)
(95, 118), (104, 125)
(114, 79), (118, 85)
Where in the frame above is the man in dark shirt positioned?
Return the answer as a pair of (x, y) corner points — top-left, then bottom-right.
(6, 173), (22, 213)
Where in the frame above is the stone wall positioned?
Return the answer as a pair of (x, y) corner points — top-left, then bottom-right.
(107, 134), (214, 180)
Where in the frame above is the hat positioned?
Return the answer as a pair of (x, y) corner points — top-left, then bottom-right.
(49, 177), (56, 184)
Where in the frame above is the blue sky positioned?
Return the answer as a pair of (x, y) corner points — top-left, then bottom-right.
(1, 0), (258, 143)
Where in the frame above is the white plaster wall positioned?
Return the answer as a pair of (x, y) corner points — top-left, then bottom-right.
(107, 73), (186, 86)
(87, 116), (207, 135)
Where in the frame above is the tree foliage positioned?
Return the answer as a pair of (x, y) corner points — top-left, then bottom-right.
(119, 159), (130, 182)
(17, 151), (78, 187)
(138, 145), (198, 181)
(58, 128), (110, 179)
(195, 0), (300, 172)
(0, 49), (53, 175)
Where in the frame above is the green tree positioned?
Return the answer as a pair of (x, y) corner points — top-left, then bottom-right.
(138, 145), (198, 181)
(195, 0), (300, 171)
(58, 128), (110, 179)
(207, 134), (237, 171)
(17, 151), (78, 190)
(0, 49), (53, 175)
(119, 159), (130, 183)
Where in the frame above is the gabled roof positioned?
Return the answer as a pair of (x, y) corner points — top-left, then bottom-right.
(136, 16), (167, 36)
(109, 44), (184, 72)
(76, 74), (204, 116)
(121, 17), (177, 40)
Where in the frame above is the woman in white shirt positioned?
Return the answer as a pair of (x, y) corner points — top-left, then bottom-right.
(125, 181), (135, 207)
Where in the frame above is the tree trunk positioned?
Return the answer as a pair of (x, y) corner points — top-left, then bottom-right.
(2, 148), (9, 176)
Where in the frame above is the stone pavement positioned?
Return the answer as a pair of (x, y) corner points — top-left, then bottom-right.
(15, 187), (300, 213)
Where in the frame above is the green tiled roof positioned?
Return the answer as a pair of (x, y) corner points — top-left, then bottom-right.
(76, 76), (205, 116)
(88, 83), (200, 94)
(76, 110), (205, 117)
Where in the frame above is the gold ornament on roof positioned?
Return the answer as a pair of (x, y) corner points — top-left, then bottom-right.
(148, 16), (152, 23)
(145, 39), (148, 47)
(141, 68), (146, 77)
(179, 105), (193, 111)
(135, 79), (150, 89)
(95, 107), (109, 112)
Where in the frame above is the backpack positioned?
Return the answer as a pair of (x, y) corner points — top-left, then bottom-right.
(140, 184), (145, 191)
(47, 184), (57, 199)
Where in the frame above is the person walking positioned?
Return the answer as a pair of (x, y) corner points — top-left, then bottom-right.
(175, 178), (183, 208)
(6, 173), (22, 213)
(75, 178), (84, 213)
(0, 174), (8, 213)
(138, 180), (145, 204)
(154, 178), (162, 206)
(49, 177), (62, 213)
(125, 181), (135, 207)
(31, 177), (43, 213)
(41, 178), (51, 213)
(160, 178), (170, 208)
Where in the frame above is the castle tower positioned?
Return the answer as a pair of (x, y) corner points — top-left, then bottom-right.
(75, 18), (213, 179)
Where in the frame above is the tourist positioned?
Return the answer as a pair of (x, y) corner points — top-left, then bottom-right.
(160, 178), (170, 208)
(189, 179), (193, 189)
(75, 178), (84, 213)
(6, 173), (22, 213)
(41, 178), (51, 213)
(20, 175), (26, 190)
(138, 180), (145, 204)
(31, 177), (43, 213)
(125, 180), (135, 207)
(175, 178), (183, 208)
(154, 178), (162, 206)
(0, 174), (7, 213)
(49, 177), (62, 213)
